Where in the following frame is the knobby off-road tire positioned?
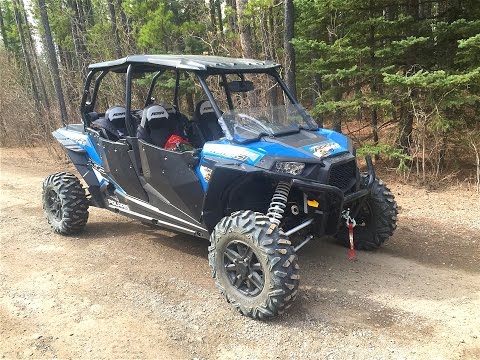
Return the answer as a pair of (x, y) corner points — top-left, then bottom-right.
(42, 172), (89, 235)
(338, 177), (398, 250)
(208, 210), (300, 320)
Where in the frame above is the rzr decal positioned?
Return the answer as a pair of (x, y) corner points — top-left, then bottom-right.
(203, 144), (262, 163)
(309, 142), (341, 158)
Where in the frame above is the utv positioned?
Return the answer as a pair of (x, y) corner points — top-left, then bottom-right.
(42, 55), (397, 319)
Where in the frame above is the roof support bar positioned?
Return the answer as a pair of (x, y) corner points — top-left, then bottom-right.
(174, 70), (180, 110)
(80, 70), (96, 128)
(125, 64), (136, 137)
(220, 74), (234, 110)
(91, 71), (107, 111)
(271, 71), (318, 130)
(196, 73), (233, 140)
(144, 70), (166, 107)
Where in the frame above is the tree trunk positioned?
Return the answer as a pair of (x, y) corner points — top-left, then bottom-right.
(209, 0), (217, 32)
(215, 0), (224, 37)
(398, 102), (413, 153)
(13, 0), (40, 106)
(0, 2), (9, 51)
(67, 0), (89, 72)
(332, 83), (342, 133)
(368, 7), (378, 148)
(313, 74), (323, 127)
(37, 0), (68, 124)
(225, 0), (237, 32)
(268, 6), (277, 60)
(236, 0), (254, 58)
(107, 0), (122, 58)
(20, 0), (50, 109)
(84, 0), (95, 27)
(116, 0), (133, 51)
(260, 12), (270, 59)
(284, 0), (296, 98)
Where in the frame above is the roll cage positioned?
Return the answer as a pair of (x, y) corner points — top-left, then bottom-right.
(78, 55), (316, 139)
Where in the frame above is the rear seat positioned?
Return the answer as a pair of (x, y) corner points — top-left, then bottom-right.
(159, 102), (189, 136)
(137, 104), (178, 147)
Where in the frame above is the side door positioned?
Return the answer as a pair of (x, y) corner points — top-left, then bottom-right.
(138, 140), (205, 223)
(96, 136), (149, 202)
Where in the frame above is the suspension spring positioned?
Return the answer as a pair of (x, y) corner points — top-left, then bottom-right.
(267, 181), (291, 225)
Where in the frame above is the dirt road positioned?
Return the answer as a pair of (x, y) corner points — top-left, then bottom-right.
(1, 148), (479, 359)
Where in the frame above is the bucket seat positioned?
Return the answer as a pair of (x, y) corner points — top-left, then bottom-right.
(193, 100), (224, 143)
(92, 106), (128, 141)
(137, 104), (176, 147)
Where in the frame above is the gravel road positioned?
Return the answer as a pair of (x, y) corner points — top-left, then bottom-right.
(1, 148), (479, 359)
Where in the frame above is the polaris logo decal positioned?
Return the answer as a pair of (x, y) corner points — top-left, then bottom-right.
(107, 198), (129, 211)
(91, 162), (106, 174)
(309, 142), (341, 158)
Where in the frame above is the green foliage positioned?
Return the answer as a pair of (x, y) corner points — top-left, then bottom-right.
(294, 0), (480, 175)
(1, 0), (479, 177)
(0, 0), (21, 54)
(358, 143), (413, 173)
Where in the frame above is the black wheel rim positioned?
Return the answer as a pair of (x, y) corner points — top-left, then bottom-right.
(223, 240), (265, 297)
(46, 189), (62, 221)
(357, 200), (373, 228)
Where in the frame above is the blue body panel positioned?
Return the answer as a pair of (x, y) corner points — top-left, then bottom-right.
(195, 129), (351, 191)
(54, 125), (352, 194)
(53, 127), (102, 165)
(52, 126), (124, 192)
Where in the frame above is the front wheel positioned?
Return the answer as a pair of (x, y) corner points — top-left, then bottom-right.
(42, 172), (89, 234)
(337, 177), (398, 250)
(208, 210), (299, 320)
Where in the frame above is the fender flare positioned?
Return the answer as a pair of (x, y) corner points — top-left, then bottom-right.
(53, 130), (106, 207)
(202, 162), (297, 232)
(202, 163), (264, 232)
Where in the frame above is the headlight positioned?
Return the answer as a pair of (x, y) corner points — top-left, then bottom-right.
(275, 161), (305, 175)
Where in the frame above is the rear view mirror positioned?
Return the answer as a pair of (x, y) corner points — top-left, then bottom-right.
(226, 80), (254, 92)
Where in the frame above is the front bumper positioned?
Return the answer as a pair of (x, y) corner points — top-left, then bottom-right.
(290, 155), (376, 235)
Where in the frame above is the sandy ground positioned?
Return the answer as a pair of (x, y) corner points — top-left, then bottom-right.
(0, 147), (479, 360)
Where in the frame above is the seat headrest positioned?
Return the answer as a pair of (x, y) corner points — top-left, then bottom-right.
(159, 102), (177, 115)
(141, 104), (169, 129)
(105, 106), (126, 128)
(196, 100), (215, 116)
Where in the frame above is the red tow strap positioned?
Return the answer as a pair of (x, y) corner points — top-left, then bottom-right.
(348, 222), (355, 260)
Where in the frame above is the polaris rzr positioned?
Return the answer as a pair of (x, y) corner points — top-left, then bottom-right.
(42, 55), (398, 319)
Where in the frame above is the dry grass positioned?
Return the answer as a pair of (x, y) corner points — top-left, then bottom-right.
(0, 51), (61, 148)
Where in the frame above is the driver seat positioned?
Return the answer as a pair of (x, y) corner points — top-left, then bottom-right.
(193, 100), (224, 142)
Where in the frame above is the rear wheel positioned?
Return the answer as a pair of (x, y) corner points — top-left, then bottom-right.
(337, 177), (397, 250)
(208, 210), (299, 320)
(42, 172), (89, 234)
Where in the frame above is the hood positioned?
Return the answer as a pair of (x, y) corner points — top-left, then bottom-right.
(202, 129), (352, 166)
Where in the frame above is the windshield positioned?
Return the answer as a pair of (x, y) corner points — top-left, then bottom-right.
(220, 104), (315, 142)
(205, 72), (317, 142)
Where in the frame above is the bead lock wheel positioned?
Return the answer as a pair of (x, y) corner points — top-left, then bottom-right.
(208, 210), (300, 319)
(224, 240), (265, 297)
(46, 189), (63, 221)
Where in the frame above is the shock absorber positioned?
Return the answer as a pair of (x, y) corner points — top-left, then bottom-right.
(267, 181), (291, 225)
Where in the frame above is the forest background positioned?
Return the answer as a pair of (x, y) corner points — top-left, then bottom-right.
(0, 0), (479, 187)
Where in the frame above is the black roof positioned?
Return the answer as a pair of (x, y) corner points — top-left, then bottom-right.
(88, 55), (281, 73)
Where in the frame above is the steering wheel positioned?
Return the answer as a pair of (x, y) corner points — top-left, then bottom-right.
(236, 113), (272, 134)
